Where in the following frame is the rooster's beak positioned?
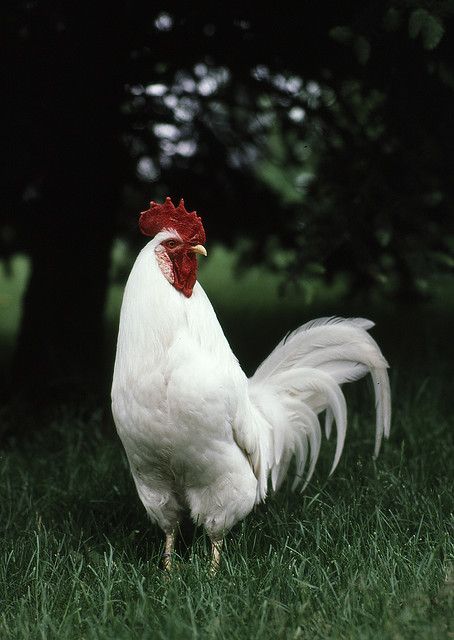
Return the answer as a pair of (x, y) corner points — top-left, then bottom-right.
(190, 244), (207, 257)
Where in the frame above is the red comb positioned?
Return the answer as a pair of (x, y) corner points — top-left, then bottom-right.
(139, 197), (206, 244)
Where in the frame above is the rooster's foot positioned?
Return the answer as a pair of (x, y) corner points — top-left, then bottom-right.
(163, 530), (176, 572)
(210, 539), (223, 575)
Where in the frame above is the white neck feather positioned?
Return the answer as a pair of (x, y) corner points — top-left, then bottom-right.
(113, 236), (236, 383)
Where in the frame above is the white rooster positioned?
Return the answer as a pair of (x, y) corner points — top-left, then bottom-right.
(111, 197), (391, 571)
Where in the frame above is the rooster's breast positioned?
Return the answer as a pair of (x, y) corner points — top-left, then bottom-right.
(113, 336), (246, 475)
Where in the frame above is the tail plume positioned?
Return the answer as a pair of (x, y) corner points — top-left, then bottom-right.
(245, 317), (391, 500)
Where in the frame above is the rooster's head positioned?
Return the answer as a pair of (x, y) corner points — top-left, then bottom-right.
(139, 196), (206, 298)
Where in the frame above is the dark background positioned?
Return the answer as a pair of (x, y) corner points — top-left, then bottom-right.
(2, 1), (453, 412)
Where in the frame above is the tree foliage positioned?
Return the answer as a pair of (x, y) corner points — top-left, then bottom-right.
(2, 1), (454, 393)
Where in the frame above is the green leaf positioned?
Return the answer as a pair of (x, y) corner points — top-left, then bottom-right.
(329, 26), (352, 45)
(408, 8), (429, 39)
(354, 36), (371, 65)
(422, 15), (445, 50)
(383, 7), (401, 32)
(431, 251), (454, 268)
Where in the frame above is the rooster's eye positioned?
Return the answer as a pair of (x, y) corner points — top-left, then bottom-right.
(166, 240), (177, 249)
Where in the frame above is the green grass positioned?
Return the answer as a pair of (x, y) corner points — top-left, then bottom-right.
(0, 255), (30, 361)
(0, 387), (452, 640)
(1, 247), (453, 638)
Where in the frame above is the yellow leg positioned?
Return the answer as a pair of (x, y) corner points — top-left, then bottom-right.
(210, 539), (223, 574)
(163, 530), (176, 572)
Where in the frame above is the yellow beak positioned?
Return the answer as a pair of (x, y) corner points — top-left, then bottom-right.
(190, 244), (207, 257)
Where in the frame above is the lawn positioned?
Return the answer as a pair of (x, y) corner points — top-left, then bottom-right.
(0, 248), (453, 639)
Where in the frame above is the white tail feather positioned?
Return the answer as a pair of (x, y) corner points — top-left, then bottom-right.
(246, 317), (391, 496)
(325, 408), (334, 439)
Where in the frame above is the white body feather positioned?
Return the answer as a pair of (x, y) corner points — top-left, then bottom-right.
(112, 235), (391, 539)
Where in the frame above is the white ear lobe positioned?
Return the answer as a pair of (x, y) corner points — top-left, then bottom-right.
(155, 246), (175, 284)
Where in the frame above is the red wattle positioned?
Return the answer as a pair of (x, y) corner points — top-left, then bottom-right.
(172, 252), (198, 297)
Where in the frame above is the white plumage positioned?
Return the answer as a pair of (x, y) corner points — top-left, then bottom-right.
(111, 227), (391, 569)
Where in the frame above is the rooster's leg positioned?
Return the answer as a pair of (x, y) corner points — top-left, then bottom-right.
(163, 529), (176, 571)
(210, 539), (223, 574)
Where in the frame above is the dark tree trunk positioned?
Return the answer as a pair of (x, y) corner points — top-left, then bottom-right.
(12, 207), (114, 401)
(10, 153), (119, 402)
(7, 4), (127, 404)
